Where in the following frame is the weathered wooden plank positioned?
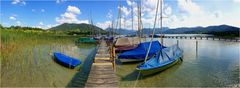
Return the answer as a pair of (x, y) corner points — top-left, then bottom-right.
(85, 83), (118, 87)
(86, 40), (118, 88)
(95, 57), (110, 60)
(95, 54), (110, 58)
(94, 60), (111, 63)
(92, 63), (112, 65)
(88, 74), (117, 79)
(87, 77), (118, 83)
(89, 66), (113, 72)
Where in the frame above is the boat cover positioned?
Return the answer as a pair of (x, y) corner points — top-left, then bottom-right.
(136, 44), (183, 70)
(115, 37), (140, 47)
(54, 52), (81, 67)
(118, 41), (165, 59)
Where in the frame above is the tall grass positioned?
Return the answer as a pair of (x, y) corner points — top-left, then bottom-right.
(1, 29), (96, 87)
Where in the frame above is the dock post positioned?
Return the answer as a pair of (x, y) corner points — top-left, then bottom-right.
(177, 40), (179, 47)
(196, 40), (198, 58)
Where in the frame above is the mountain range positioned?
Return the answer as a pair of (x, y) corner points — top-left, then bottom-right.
(107, 25), (239, 36)
(48, 23), (239, 36)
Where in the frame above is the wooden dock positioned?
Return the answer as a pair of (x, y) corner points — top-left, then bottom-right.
(163, 35), (240, 42)
(85, 39), (118, 88)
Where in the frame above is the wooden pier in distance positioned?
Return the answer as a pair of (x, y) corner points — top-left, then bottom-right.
(85, 39), (118, 88)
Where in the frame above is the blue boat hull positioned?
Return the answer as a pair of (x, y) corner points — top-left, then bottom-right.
(53, 52), (81, 68)
(136, 57), (181, 76)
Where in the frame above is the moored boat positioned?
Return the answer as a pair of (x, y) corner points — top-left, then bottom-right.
(53, 52), (81, 68)
(114, 37), (140, 52)
(136, 44), (183, 76)
(117, 40), (165, 62)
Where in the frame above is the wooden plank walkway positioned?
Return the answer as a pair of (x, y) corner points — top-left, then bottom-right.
(85, 40), (118, 88)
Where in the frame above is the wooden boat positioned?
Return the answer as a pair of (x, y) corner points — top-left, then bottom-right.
(136, 45), (183, 76)
(118, 41), (165, 62)
(114, 37), (140, 52)
(53, 52), (81, 68)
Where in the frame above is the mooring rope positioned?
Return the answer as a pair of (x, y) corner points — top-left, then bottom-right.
(133, 0), (160, 88)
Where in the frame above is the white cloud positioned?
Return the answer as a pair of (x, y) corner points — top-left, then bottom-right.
(96, 21), (111, 29)
(55, 5), (88, 24)
(165, 5), (172, 15)
(106, 10), (113, 19)
(177, 0), (203, 15)
(164, 0), (240, 28)
(16, 21), (21, 26)
(9, 16), (16, 20)
(121, 6), (131, 17)
(12, 0), (26, 5)
(40, 24), (59, 29)
(39, 22), (44, 25)
(67, 6), (81, 14)
(36, 22), (53, 29)
(56, 0), (67, 4)
(41, 9), (45, 12)
(32, 9), (36, 12)
(233, 0), (240, 3)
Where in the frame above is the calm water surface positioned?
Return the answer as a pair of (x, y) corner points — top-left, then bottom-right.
(117, 38), (239, 87)
(1, 38), (239, 87)
(1, 42), (96, 87)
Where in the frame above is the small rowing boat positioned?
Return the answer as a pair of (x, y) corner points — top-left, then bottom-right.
(53, 52), (81, 68)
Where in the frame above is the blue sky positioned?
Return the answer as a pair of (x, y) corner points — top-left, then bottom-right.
(1, 0), (240, 29)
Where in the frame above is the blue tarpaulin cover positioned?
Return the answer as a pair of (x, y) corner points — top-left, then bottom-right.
(137, 44), (183, 70)
(118, 41), (165, 60)
(54, 52), (81, 68)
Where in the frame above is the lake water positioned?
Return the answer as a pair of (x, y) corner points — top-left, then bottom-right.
(1, 38), (239, 87)
(1, 41), (96, 87)
(117, 38), (239, 87)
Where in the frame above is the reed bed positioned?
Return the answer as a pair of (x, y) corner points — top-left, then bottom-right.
(1, 29), (96, 87)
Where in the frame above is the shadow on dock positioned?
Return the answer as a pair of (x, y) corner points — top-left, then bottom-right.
(66, 47), (97, 87)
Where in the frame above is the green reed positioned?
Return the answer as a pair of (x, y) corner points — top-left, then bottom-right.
(1, 29), (87, 87)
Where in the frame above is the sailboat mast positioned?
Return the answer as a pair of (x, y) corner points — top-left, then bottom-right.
(131, 0), (134, 33)
(90, 10), (94, 37)
(111, 20), (114, 37)
(144, 0), (160, 62)
(119, 3), (122, 31)
(137, 0), (142, 43)
(160, 0), (163, 44)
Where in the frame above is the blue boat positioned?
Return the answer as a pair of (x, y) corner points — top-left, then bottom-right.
(53, 52), (81, 68)
(118, 41), (165, 62)
(136, 44), (183, 76)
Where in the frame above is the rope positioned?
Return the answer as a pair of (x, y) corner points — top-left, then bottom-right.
(144, 0), (160, 63)
(133, 0), (160, 87)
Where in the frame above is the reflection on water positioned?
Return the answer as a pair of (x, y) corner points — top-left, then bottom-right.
(1, 41), (96, 87)
(117, 38), (239, 87)
(1, 37), (239, 87)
